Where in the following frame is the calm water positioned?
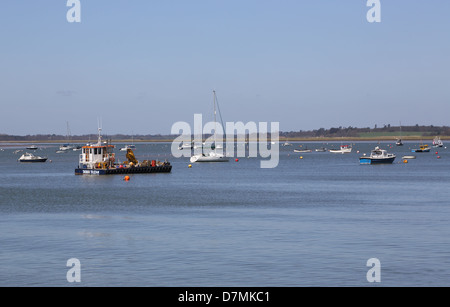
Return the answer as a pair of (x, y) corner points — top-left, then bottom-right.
(1, 142), (449, 286)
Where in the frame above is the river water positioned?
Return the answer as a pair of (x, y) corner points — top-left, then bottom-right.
(0, 142), (449, 286)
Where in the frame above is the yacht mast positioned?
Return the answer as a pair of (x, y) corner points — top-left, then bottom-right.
(213, 90), (217, 151)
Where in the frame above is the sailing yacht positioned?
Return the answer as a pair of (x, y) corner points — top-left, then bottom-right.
(282, 138), (292, 146)
(58, 122), (73, 152)
(190, 91), (229, 163)
(396, 123), (404, 146)
(120, 134), (136, 151)
(433, 137), (444, 148)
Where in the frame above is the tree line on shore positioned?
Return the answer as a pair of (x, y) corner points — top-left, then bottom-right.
(281, 125), (450, 139)
(1, 125), (449, 142)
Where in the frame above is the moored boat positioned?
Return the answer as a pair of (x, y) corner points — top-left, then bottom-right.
(294, 148), (312, 153)
(18, 152), (47, 163)
(190, 151), (229, 163)
(178, 142), (194, 150)
(190, 90), (229, 163)
(402, 155), (416, 160)
(360, 147), (396, 165)
(433, 137), (444, 148)
(75, 128), (171, 175)
(120, 144), (136, 151)
(412, 144), (431, 153)
(329, 145), (352, 154)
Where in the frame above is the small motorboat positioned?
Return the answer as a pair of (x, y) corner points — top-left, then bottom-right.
(412, 144), (431, 153)
(294, 148), (312, 153)
(18, 152), (48, 163)
(402, 155), (416, 160)
(59, 144), (73, 151)
(178, 142), (194, 150)
(26, 145), (39, 150)
(120, 144), (136, 151)
(360, 147), (396, 165)
(315, 147), (327, 152)
(329, 145), (352, 154)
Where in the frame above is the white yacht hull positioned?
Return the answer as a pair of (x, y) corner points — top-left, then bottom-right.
(329, 148), (352, 154)
(190, 154), (229, 163)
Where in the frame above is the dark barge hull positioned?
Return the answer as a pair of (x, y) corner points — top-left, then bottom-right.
(75, 165), (172, 175)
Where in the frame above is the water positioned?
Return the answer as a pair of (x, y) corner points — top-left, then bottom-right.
(1, 142), (450, 286)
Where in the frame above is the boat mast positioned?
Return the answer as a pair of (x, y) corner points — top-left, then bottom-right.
(213, 90), (217, 152)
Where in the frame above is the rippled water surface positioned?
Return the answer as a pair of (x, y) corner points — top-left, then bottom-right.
(1, 142), (450, 286)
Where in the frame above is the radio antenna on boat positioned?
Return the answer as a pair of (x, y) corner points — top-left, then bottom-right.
(97, 117), (103, 144)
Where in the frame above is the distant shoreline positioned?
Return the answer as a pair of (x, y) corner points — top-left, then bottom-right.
(1, 135), (448, 145)
(2, 125), (448, 144)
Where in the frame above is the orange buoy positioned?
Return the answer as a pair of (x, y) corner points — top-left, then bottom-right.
(124, 176), (130, 181)
(403, 159), (408, 163)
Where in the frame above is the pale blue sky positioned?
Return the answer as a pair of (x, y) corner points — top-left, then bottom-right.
(0, 1), (449, 135)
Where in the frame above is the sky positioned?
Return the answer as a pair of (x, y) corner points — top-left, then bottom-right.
(0, 0), (449, 135)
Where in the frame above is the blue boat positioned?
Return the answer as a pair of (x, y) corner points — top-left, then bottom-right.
(360, 147), (396, 165)
(411, 144), (431, 153)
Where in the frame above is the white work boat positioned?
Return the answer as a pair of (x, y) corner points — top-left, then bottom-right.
(75, 127), (171, 175)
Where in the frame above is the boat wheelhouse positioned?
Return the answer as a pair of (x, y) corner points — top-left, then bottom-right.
(78, 140), (116, 171)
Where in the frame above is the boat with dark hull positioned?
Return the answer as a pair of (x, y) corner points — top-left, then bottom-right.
(360, 147), (396, 165)
(18, 152), (48, 163)
(75, 165), (172, 175)
(75, 127), (171, 175)
(412, 144), (431, 153)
